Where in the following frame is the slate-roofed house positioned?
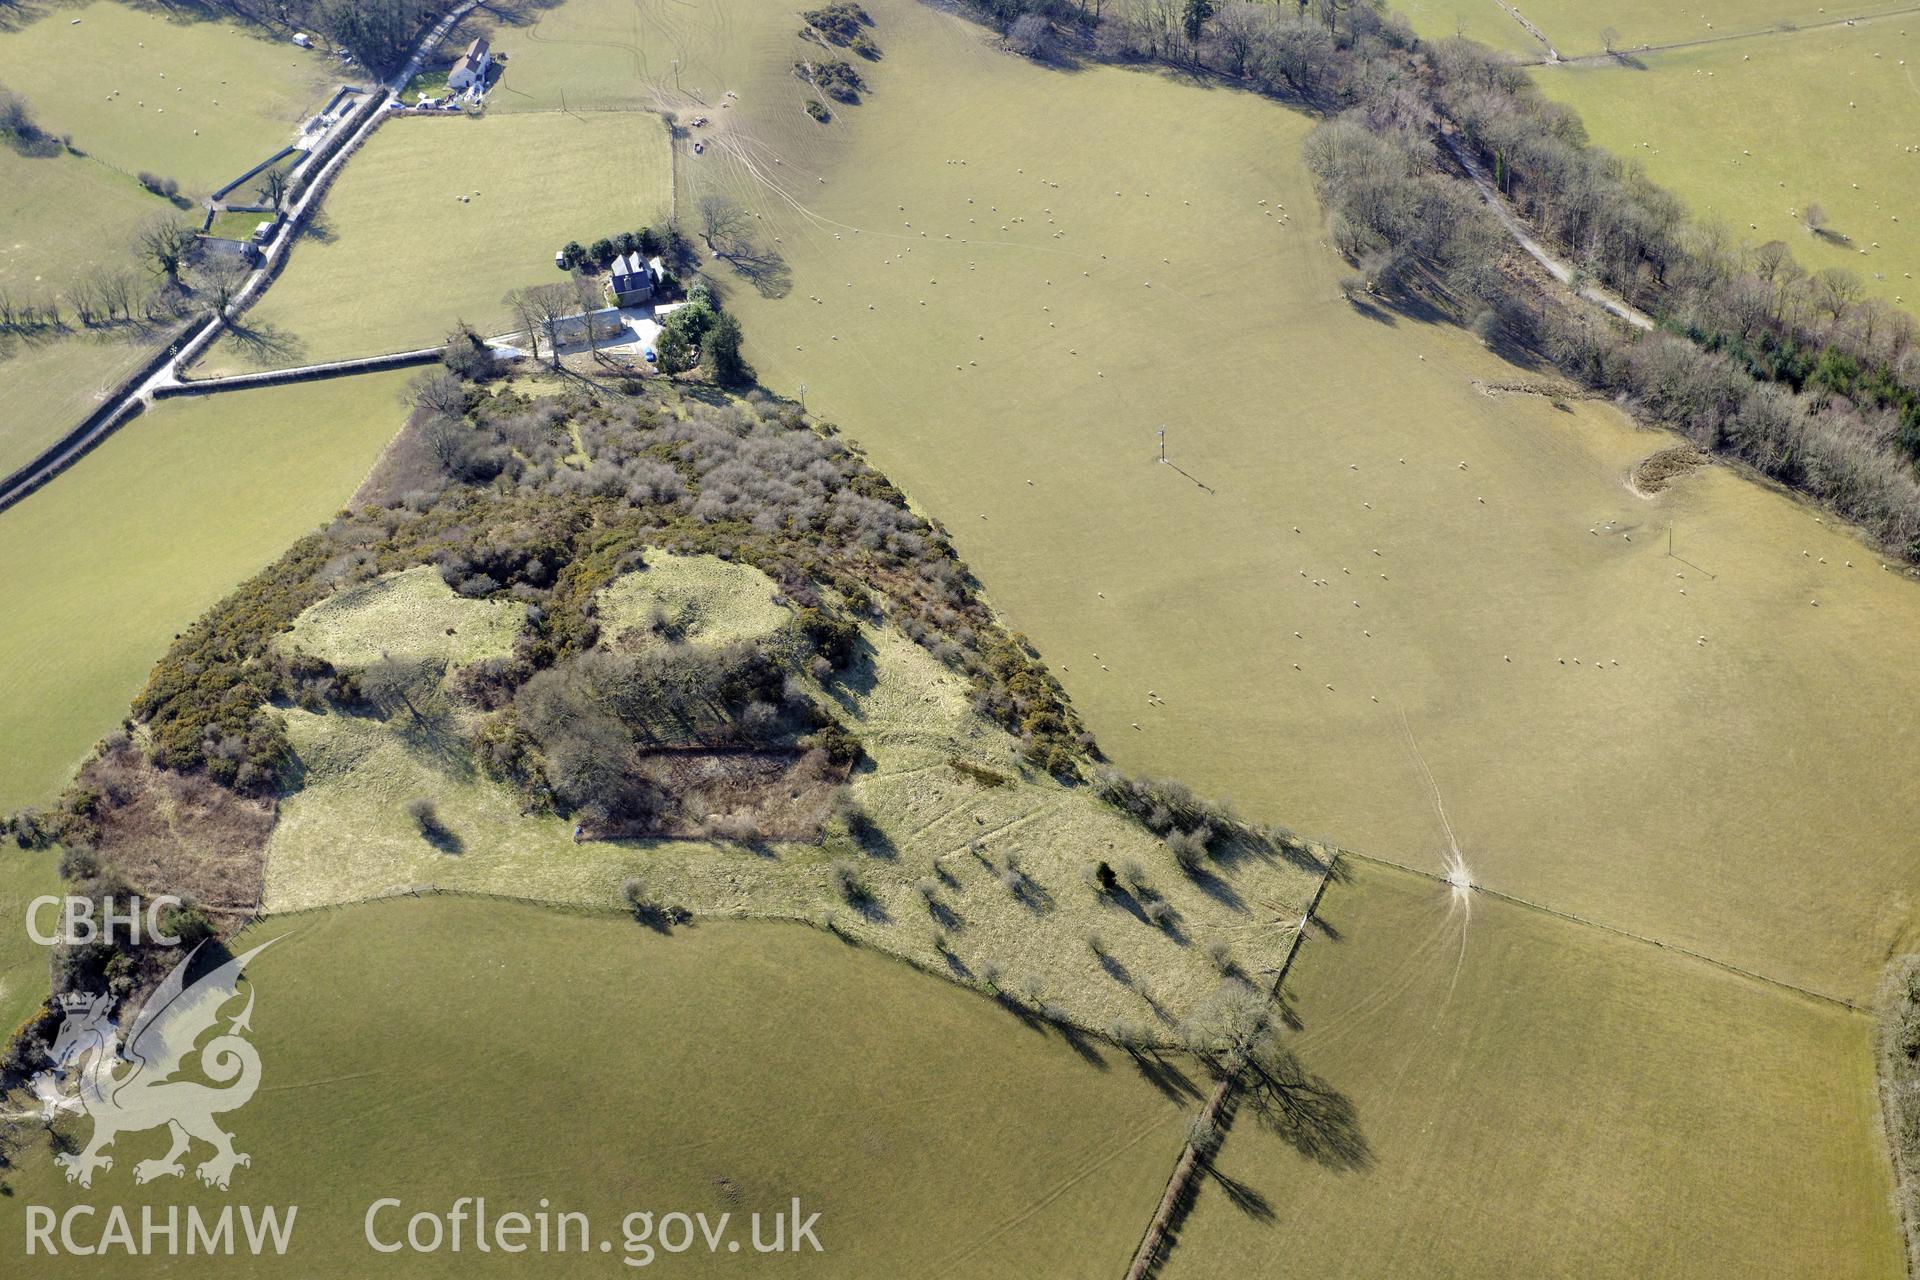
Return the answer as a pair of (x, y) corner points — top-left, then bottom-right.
(448, 37), (491, 91)
(608, 251), (657, 306)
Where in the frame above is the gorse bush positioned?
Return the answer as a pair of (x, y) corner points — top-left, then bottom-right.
(827, 859), (868, 904)
(802, 2), (874, 49)
(123, 381), (1088, 812)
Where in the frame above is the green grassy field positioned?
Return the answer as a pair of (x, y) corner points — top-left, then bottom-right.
(206, 207), (274, 240)
(2, 895), (1193, 1276)
(470, 0), (793, 116)
(1532, 19), (1920, 304)
(264, 553), (1324, 1032)
(0, 848), (61, 1039)
(0, 370), (414, 813)
(0, 0), (332, 474)
(1403, 0), (1913, 59)
(0, 0), (337, 193)
(197, 111), (670, 372)
(1395, 0), (1543, 54)
(0, 324), (174, 478)
(0, 140), (172, 298)
(0, 140), (179, 472)
(610, 0), (1920, 1004)
(1162, 858), (1903, 1279)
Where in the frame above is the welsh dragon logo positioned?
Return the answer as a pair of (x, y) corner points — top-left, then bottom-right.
(31, 938), (278, 1191)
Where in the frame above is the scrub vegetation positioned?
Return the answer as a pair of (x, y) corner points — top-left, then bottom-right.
(4, 0), (1919, 1274)
(10, 366), (1320, 1036)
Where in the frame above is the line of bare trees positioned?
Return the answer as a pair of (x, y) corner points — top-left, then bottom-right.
(0, 215), (254, 342)
(502, 277), (605, 367)
(976, 0), (1920, 556)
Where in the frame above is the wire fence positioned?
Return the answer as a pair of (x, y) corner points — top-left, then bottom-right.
(1123, 859), (1341, 1280)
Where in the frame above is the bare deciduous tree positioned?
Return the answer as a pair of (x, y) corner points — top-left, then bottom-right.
(135, 216), (196, 284)
(406, 369), (468, 419)
(697, 194), (748, 253)
(502, 283), (578, 368)
(504, 282), (575, 369)
(199, 257), (251, 314)
(418, 412), (471, 475)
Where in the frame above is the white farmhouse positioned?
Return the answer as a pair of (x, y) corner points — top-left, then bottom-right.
(447, 38), (491, 92)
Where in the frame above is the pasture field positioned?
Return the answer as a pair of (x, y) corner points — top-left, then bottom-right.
(0, 849), (60, 1039)
(1533, 19), (1920, 304)
(206, 207), (274, 240)
(0, 142), (177, 471)
(0, 369), (413, 813)
(0, 325), (172, 478)
(470, 0), (795, 115)
(1162, 859), (1903, 1280)
(2, 895), (1194, 1277)
(0, 0), (337, 193)
(264, 554), (1325, 1032)
(1395, 0), (1541, 55)
(1404, 0), (1911, 59)
(197, 112), (670, 373)
(635, 0), (1920, 1003)
(0, 141), (171, 298)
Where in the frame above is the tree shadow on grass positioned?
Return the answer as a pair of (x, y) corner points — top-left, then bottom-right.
(714, 243), (793, 300)
(1345, 293), (1400, 326)
(1006, 872), (1054, 914)
(1053, 1020), (1108, 1070)
(221, 318), (306, 368)
(630, 902), (689, 935)
(989, 990), (1048, 1035)
(417, 819), (465, 855)
(1354, 284), (1553, 375)
(1207, 1165), (1275, 1223)
(1243, 1045), (1373, 1173)
(1125, 1047), (1204, 1105)
(1184, 865), (1245, 913)
(817, 636), (880, 715)
(301, 209), (339, 245)
(852, 816), (897, 860)
(1101, 882), (1152, 926)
